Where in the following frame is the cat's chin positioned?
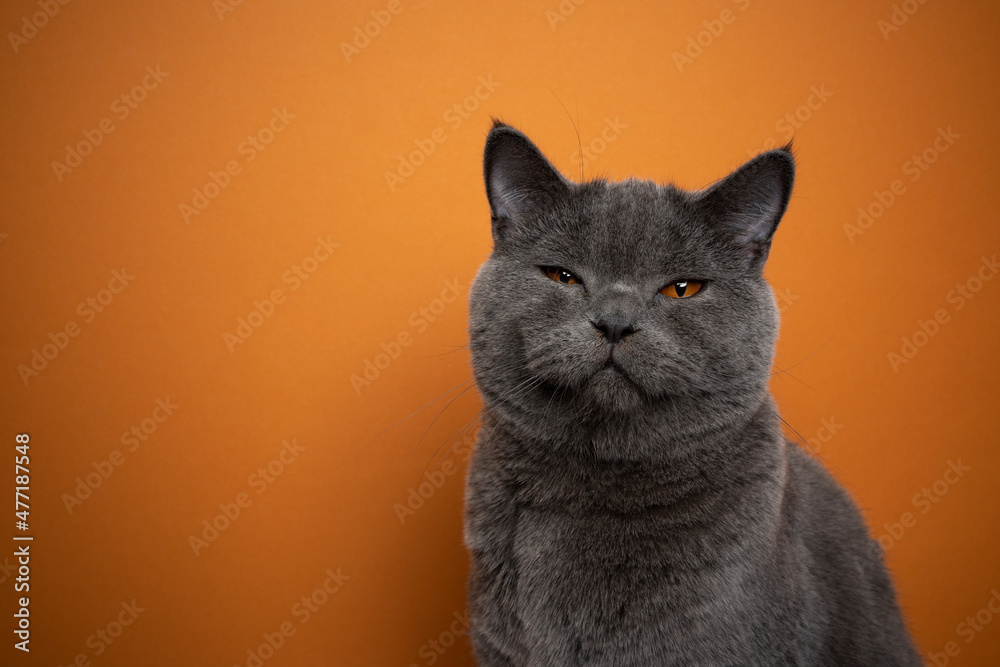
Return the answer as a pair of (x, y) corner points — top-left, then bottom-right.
(583, 365), (644, 413)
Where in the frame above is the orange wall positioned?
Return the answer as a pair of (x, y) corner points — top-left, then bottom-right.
(1, 0), (998, 665)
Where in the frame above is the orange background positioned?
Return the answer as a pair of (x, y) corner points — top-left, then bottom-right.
(1, 0), (998, 665)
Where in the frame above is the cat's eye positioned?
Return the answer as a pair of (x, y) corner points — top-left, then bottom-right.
(542, 266), (581, 285)
(660, 280), (704, 299)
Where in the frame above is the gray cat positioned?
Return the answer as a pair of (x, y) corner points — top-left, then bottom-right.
(462, 120), (922, 666)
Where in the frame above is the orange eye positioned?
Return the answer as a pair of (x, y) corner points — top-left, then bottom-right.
(660, 280), (704, 298)
(543, 266), (580, 285)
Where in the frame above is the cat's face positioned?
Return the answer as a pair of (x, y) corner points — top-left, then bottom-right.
(469, 122), (794, 450)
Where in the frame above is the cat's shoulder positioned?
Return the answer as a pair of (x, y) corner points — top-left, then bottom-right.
(782, 439), (877, 548)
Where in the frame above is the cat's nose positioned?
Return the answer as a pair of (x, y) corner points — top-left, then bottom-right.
(591, 316), (637, 345)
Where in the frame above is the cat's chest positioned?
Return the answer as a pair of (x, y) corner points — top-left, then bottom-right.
(509, 504), (787, 665)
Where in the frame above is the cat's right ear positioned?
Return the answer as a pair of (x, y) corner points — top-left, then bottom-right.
(484, 120), (570, 243)
(694, 145), (795, 272)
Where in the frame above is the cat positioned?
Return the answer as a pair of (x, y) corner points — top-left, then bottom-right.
(462, 119), (922, 666)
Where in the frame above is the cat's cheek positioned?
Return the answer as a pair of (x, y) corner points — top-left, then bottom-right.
(523, 333), (600, 388)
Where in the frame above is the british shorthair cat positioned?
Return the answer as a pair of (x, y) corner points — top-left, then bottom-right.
(463, 120), (921, 665)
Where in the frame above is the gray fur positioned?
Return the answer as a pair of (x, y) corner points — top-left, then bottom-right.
(463, 120), (922, 666)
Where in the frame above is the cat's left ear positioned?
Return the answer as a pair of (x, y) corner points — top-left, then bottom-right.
(696, 145), (795, 270)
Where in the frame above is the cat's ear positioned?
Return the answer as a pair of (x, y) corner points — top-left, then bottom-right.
(484, 120), (570, 241)
(696, 145), (795, 269)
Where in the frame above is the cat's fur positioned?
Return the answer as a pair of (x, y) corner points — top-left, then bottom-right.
(463, 120), (922, 666)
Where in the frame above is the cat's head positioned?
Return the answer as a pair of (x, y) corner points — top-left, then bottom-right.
(468, 120), (794, 456)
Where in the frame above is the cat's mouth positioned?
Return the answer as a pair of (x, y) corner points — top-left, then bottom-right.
(586, 353), (644, 411)
(600, 347), (634, 380)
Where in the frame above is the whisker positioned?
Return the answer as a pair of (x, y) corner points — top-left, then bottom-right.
(771, 364), (815, 391)
(775, 412), (836, 470)
(422, 374), (544, 474)
(775, 341), (828, 374)
(426, 410), (487, 475)
(363, 377), (475, 447)
(409, 382), (478, 454)
(421, 345), (472, 358)
(543, 84), (584, 182)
